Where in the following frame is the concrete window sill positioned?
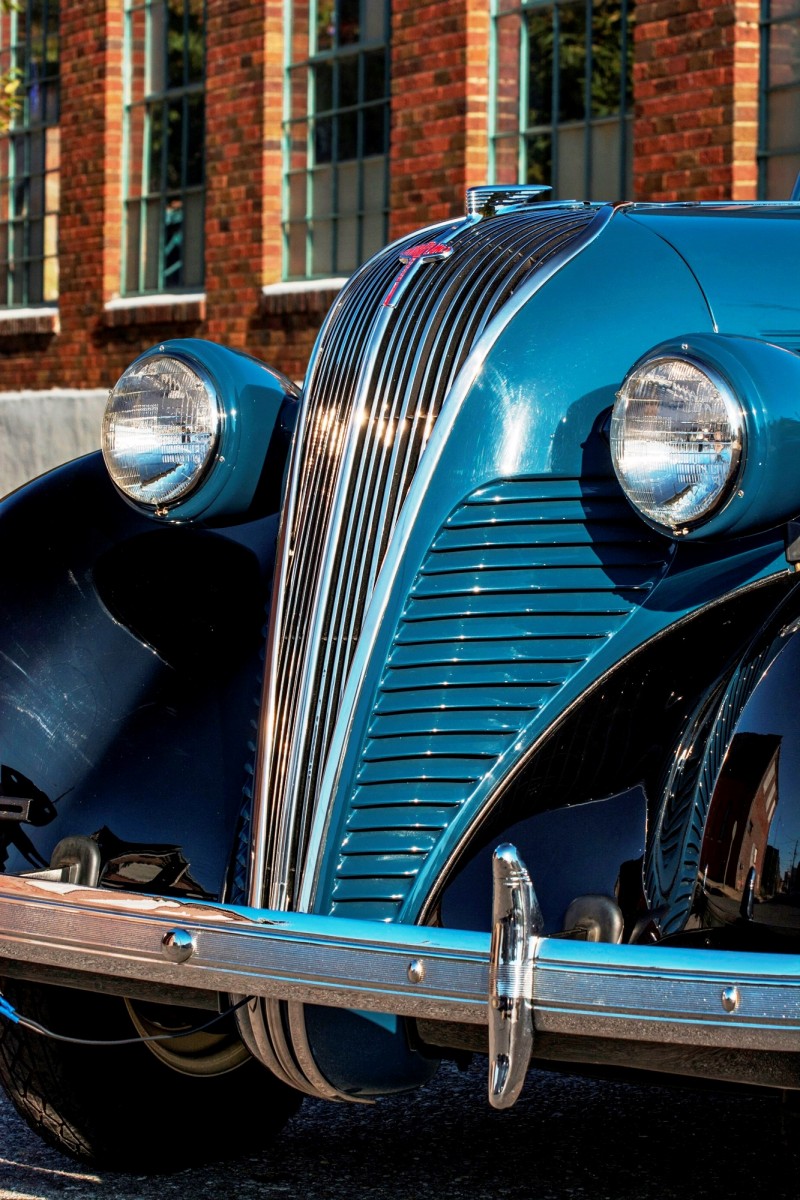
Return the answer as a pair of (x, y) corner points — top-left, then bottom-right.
(102, 294), (206, 328)
(0, 307), (60, 336)
(260, 278), (347, 316)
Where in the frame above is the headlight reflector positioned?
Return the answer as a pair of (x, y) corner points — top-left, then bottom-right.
(103, 353), (220, 510)
(610, 355), (743, 532)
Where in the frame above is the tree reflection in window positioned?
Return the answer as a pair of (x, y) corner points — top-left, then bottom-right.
(0, 0), (59, 307)
(123, 0), (204, 295)
(491, 0), (633, 201)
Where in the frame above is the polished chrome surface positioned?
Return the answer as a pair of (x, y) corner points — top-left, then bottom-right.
(3, 869), (800, 1096)
(488, 845), (540, 1110)
(301, 205), (617, 919)
(465, 185), (553, 218)
(253, 204), (600, 925)
(161, 928), (196, 963)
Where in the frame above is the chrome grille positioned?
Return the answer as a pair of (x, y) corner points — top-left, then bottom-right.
(258, 205), (599, 909)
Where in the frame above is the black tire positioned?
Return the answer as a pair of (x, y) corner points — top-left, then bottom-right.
(0, 977), (302, 1171)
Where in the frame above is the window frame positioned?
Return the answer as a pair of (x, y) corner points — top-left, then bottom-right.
(757, 0), (800, 200)
(0, 0), (60, 309)
(489, 0), (634, 201)
(122, 0), (205, 297)
(282, 0), (391, 281)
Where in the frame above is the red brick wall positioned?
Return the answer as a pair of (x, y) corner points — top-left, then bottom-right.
(389, 0), (489, 237)
(633, 0), (760, 201)
(0, 1), (770, 399)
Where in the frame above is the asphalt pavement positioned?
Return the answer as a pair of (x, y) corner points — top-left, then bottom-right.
(0, 1057), (796, 1199)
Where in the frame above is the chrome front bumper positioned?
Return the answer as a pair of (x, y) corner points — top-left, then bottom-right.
(0, 846), (799, 1108)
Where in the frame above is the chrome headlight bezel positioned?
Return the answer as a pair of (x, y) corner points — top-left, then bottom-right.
(610, 350), (745, 536)
(102, 349), (223, 515)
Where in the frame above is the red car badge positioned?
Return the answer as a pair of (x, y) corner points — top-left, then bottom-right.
(383, 241), (454, 308)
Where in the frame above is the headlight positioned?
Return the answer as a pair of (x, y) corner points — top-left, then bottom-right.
(103, 352), (221, 511)
(610, 354), (743, 533)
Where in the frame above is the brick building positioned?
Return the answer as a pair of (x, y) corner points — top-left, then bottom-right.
(0, 0), (797, 494)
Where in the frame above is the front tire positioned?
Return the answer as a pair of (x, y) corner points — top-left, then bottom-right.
(0, 977), (301, 1170)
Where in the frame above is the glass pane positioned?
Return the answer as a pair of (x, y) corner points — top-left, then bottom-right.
(28, 214), (42, 259)
(185, 91), (203, 186)
(590, 117), (622, 200)
(125, 200), (142, 292)
(288, 171), (306, 220)
(339, 54), (358, 108)
(127, 104), (145, 197)
(148, 0), (166, 95)
(768, 86), (800, 151)
(527, 7), (553, 128)
(182, 189), (203, 286)
(525, 132), (551, 187)
(166, 98), (183, 191)
(363, 0), (387, 43)
(311, 219), (333, 275)
(338, 159), (358, 212)
(314, 115), (333, 164)
(316, 2), (334, 53)
(362, 101), (386, 156)
(556, 123), (584, 198)
(315, 61), (333, 112)
(144, 197), (161, 290)
(769, 20), (800, 88)
(288, 222), (306, 276)
(337, 108), (357, 159)
(766, 152), (800, 200)
(362, 156), (384, 210)
(311, 164), (334, 218)
(163, 197), (183, 284)
(361, 209), (384, 260)
(186, 0), (203, 82)
(364, 48), (386, 101)
(494, 15), (523, 139)
(558, 3), (586, 123)
(148, 100), (165, 193)
(337, 0), (360, 46)
(591, 0), (624, 117)
(167, 0), (186, 90)
(337, 213), (357, 272)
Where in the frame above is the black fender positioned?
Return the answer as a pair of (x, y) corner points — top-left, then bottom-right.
(684, 619), (800, 945)
(0, 452), (279, 899)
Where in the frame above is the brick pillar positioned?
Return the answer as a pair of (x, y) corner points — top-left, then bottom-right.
(57, 0), (121, 385)
(389, 0), (489, 237)
(204, 0), (281, 347)
(633, 0), (760, 201)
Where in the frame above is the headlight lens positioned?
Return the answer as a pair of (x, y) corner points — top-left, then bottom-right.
(103, 353), (220, 510)
(610, 355), (743, 532)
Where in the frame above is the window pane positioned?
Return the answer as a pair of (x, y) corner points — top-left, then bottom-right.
(284, 0), (389, 279)
(558, 3), (586, 123)
(591, 117), (623, 199)
(124, 0), (205, 293)
(0, 0), (60, 306)
(768, 85), (800, 152)
(494, 0), (632, 201)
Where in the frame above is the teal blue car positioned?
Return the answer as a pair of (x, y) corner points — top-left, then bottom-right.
(2, 186), (800, 1168)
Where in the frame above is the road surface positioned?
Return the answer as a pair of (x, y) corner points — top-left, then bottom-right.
(0, 1057), (795, 1199)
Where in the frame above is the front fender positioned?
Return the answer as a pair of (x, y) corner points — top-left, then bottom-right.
(0, 452), (278, 899)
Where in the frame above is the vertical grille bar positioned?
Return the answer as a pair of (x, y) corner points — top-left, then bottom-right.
(255, 205), (599, 911)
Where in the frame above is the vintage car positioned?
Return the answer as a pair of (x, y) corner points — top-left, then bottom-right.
(2, 186), (800, 1169)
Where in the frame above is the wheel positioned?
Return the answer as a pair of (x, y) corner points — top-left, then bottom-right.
(0, 977), (302, 1170)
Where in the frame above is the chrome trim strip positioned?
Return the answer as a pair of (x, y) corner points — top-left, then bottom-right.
(2, 872), (800, 1058)
(297, 204), (617, 912)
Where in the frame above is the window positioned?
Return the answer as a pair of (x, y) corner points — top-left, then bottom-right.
(284, 0), (390, 279)
(490, 0), (634, 201)
(0, 0), (59, 307)
(123, 0), (204, 295)
(759, 1), (800, 199)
